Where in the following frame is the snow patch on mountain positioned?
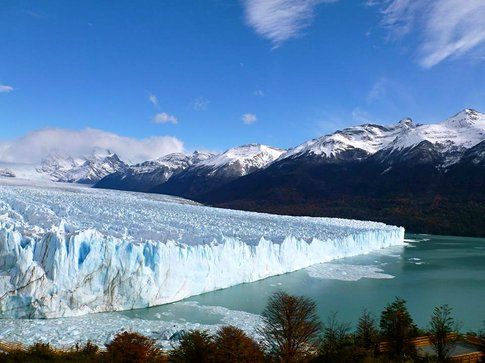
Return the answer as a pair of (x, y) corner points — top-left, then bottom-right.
(197, 144), (285, 176)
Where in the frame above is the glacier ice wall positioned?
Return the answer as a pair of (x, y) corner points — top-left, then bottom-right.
(0, 179), (404, 318)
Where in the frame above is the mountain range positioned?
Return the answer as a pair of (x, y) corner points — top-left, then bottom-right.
(1, 109), (484, 236)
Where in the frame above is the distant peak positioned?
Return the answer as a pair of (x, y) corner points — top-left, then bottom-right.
(398, 118), (415, 127)
(453, 108), (481, 119)
(463, 108), (478, 115)
(444, 108), (483, 128)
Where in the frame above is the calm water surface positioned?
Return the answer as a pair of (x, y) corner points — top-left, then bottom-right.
(122, 234), (485, 331)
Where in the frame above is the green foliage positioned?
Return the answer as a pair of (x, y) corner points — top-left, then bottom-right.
(169, 330), (215, 363)
(379, 297), (418, 360)
(428, 305), (458, 362)
(258, 291), (321, 362)
(356, 309), (379, 352)
(314, 313), (356, 363)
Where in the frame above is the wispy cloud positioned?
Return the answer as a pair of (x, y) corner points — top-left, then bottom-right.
(242, 0), (338, 47)
(148, 94), (159, 108)
(366, 78), (388, 103)
(193, 96), (210, 111)
(253, 89), (264, 97)
(0, 128), (184, 164)
(375, 0), (485, 67)
(0, 85), (14, 93)
(351, 107), (374, 124)
(153, 112), (178, 125)
(242, 113), (257, 124)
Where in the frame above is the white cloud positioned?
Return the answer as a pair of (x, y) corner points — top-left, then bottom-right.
(148, 94), (159, 108)
(0, 85), (14, 93)
(377, 0), (485, 67)
(153, 112), (178, 124)
(0, 128), (184, 164)
(242, 0), (338, 47)
(193, 97), (210, 111)
(242, 113), (257, 124)
(253, 89), (264, 97)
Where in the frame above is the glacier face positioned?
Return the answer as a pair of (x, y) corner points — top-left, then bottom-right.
(0, 179), (404, 318)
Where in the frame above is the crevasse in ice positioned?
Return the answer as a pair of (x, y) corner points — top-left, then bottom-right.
(0, 179), (404, 318)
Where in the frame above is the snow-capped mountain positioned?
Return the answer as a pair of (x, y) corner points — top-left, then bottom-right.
(281, 118), (417, 161)
(385, 109), (485, 152)
(150, 144), (285, 199)
(277, 108), (483, 171)
(95, 151), (214, 192)
(0, 150), (127, 184)
(196, 144), (285, 177)
(280, 109), (485, 167)
(36, 150), (127, 184)
(192, 109), (485, 237)
(0, 168), (15, 178)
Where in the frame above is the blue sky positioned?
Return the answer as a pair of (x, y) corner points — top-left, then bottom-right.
(1, 0), (485, 162)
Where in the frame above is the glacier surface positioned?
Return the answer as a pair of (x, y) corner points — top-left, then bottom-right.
(0, 179), (404, 318)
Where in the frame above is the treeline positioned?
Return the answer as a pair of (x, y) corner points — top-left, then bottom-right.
(1, 292), (483, 363)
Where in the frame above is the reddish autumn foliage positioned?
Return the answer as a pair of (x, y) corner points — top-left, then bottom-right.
(105, 331), (166, 363)
(213, 326), (265, 363)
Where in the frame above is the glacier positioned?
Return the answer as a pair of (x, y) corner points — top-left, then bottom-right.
(0, 179), (404, 318)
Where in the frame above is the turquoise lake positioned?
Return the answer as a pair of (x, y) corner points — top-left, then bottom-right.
(1, 234), (483, 348)
(122, 234), (485, 332)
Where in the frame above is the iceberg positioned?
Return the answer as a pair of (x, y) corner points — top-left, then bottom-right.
(0, 179), (404, 318)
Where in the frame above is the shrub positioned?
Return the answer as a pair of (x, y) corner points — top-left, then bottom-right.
(105, 331), (164, 363)
(27, 343), (57, 360)
(212, 326), (265, 363)
(169, 330), (215, 363)
(259, 291), (321, 362)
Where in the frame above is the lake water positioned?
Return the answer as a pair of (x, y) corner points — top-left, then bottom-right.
(122, 234), (485, 332)
(1, 234), (484, 347)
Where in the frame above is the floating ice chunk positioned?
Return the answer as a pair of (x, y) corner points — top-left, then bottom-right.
(306, 263), (395, 281)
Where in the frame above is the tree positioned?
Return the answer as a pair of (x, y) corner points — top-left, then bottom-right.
(379, 297), (417, 360)
(169, 330), (215, 363)
(105, 331), (164, 363)
(355, 309), (379, 351)
(258, 291), (321, 362)
(212, 326), (265, 363)
(429, 305), (458, 362)
(315, 313), (354, 363)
